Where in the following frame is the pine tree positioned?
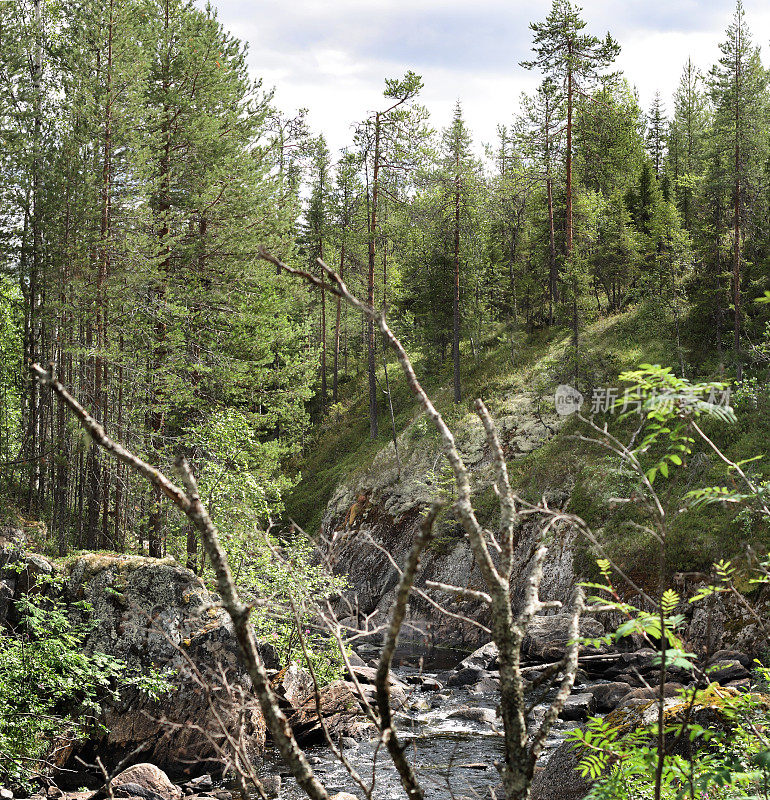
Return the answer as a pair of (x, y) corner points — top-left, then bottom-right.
(331, 151), (364, 404)
(355, 71), (426, 438)
(522, 0), (620, 379)
(304, 135), (331, 412)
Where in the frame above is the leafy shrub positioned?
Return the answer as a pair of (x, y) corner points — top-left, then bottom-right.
(0, 571), (171, 789)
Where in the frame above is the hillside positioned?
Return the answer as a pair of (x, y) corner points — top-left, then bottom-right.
(286, 302), (770, 606)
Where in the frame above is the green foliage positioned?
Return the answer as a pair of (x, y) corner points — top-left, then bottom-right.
(219, 530), (347, 684)
(0, 572), (172, 788)
(574, 552), (770, 800)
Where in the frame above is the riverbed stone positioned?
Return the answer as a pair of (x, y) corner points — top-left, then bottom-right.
(258, 775), (281, 799)
(181, 775), (213, 795)
(559, 692), (595, 721)
(617, 682), (686, 708)
(709, 649), (753, 669)
(585, 681), (633, 712)
(447, 706), (498, 726)
(459, 641), (498, 671)
(522, 615), (605, 662)
(447, 667), (486, 687)
(709, 659), (751, 684)
(111, 764), (181, 800)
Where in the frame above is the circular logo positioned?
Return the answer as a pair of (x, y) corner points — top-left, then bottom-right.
(554, 384), (584, 416)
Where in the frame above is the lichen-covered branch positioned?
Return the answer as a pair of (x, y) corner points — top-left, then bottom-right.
(376, 505), (441, 800)
(31, 364), (332, 800)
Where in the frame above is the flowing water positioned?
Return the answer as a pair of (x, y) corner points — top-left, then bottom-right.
(255, 665), (579, 800)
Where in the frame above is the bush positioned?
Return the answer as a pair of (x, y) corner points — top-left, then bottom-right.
(0, 571), (170, 790)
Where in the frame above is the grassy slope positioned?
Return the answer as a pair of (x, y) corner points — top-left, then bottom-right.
(285, 303), (770, 582)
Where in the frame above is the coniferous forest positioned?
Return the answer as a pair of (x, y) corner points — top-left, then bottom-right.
(2, 1), (770, 799)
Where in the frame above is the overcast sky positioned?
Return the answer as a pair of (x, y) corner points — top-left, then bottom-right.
(211, 0), (770, 155)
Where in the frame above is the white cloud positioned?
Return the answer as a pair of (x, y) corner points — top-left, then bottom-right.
(212, 0), (770, 155)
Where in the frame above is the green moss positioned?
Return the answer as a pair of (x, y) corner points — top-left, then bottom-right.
(60, 551), (178, 579)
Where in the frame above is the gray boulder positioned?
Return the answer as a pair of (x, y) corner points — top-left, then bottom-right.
(559, 692), (595, 721)
(709, 659), (751, 685)
(617, 682), (686, 708)
(0, 534), (55, 627)
(585, 681), (632, 713)
(110, 763), (181, 800)
(709, 649), (753, 670)
(55, 554), (276, 781)
(447, 667), (486, 687)
(530, 738), (592, 800)
(522, 615), (605, 662)
(459, 641), (498, 671)
(447, 706), (498, 726)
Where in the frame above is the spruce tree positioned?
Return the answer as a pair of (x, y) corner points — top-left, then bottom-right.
(441, 101), (474, 403)
(708, 0), (768, 379)
(669, 58), (708, 232)
(646, 91), (668, 178)
(516, 79), (564, 324)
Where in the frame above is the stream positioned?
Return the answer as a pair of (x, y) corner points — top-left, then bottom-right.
(254, 663), (580, 800)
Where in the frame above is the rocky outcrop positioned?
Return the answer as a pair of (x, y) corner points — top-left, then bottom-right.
(1, 528), (55, 626)
(321, 394), (570, 650)
(54, 552), (275, 782)
(1, 535), (392, 786)
(0, 533), (273, 783)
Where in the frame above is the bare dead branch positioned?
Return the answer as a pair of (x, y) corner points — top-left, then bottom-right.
(31, 364), (332, 800)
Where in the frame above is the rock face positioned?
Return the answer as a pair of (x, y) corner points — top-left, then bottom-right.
(1, 528), (55, 625)
(320, 395), (569, 650)
(55, 553), (274, 782)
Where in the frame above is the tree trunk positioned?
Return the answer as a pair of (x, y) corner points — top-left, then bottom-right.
(149, 0), (172, 559)
(733, 30), (742, 381)
(26, 0), (45, 512)
(566, 57), (579, 382)
(547, 176), (557, 325)
(319, 238), (327, 412)
(453, 148), (461, 404)
(367, 113), (380, 438)
(332, 242), (344, 404)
